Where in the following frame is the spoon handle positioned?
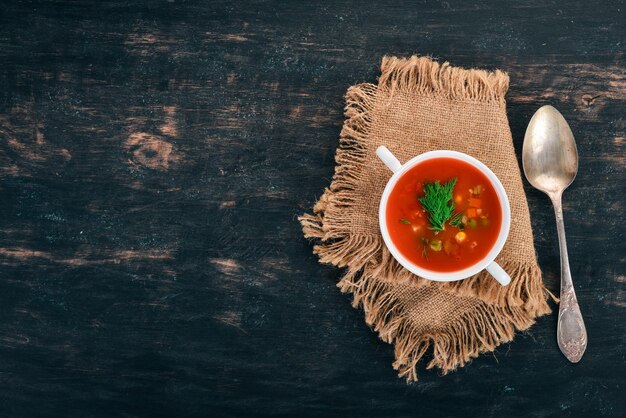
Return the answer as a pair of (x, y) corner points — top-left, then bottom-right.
(552, 193), (587, 362)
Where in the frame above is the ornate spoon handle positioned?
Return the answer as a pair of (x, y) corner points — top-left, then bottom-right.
(552, 193), (587, 362)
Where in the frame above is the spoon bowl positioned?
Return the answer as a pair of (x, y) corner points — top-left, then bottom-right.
(522, 105), (578, 197)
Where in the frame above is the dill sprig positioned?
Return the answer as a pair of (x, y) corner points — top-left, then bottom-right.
(418, 177), (457, 231)
(421, 237), (429, 259)
(449, 212), (464, 229)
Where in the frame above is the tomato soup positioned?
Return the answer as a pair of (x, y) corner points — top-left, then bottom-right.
(385, 158), (502, 272)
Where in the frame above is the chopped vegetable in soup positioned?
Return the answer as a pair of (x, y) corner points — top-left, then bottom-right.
(385, 158), (502, 272)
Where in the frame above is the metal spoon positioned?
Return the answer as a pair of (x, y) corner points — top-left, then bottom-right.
(522, 105), (587, 363)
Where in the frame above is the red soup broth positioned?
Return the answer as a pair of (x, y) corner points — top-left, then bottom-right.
(385, 157), (502, 272)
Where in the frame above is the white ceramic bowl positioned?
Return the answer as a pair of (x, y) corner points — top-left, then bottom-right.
(376, 146), (511, 286)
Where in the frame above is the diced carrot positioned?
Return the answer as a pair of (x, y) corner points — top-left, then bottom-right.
(466, 208), (477, 218)
(445, 241), (460, 257)
(454, 194), (463, 204)
(444, 240), (454, 255)
(451, 244), (461, 258)
(468, 198), (482, 208)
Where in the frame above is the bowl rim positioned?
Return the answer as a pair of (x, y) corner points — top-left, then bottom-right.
(378, 150), (511, 282)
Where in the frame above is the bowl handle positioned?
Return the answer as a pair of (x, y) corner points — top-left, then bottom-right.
(486, 262), (511, 286)
(376, 146), (402, 173)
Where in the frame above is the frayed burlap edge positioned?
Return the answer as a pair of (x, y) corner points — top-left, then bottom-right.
(299, 56), (553, 382)
(338, 268), (547, 382)
(379, 55), (510, 104)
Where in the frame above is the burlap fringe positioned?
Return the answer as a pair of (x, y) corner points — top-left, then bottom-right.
(299, 82), (379, 268)
(299, 56), (551, 382)
(379, 55), (510, 104)
(336, 270), (547, 382)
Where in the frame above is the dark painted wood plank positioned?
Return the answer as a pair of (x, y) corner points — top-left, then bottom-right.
(0, 0), (624, 416)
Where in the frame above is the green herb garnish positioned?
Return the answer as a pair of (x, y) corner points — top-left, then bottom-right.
(449, 212), (464, 229)
(421, 237), (429, 259)
(418, 177), (457, 231)
(399, 218), (411, 225)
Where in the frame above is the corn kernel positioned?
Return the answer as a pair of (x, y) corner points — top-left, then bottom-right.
(455, 231), (467, 244)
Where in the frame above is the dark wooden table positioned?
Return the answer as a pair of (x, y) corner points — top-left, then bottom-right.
(0, 1), (624, 416)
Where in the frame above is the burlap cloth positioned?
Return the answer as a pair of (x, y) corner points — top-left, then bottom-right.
(300, 56), (553, 382)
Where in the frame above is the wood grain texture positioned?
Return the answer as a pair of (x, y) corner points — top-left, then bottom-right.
(0, 1), (624, 416)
